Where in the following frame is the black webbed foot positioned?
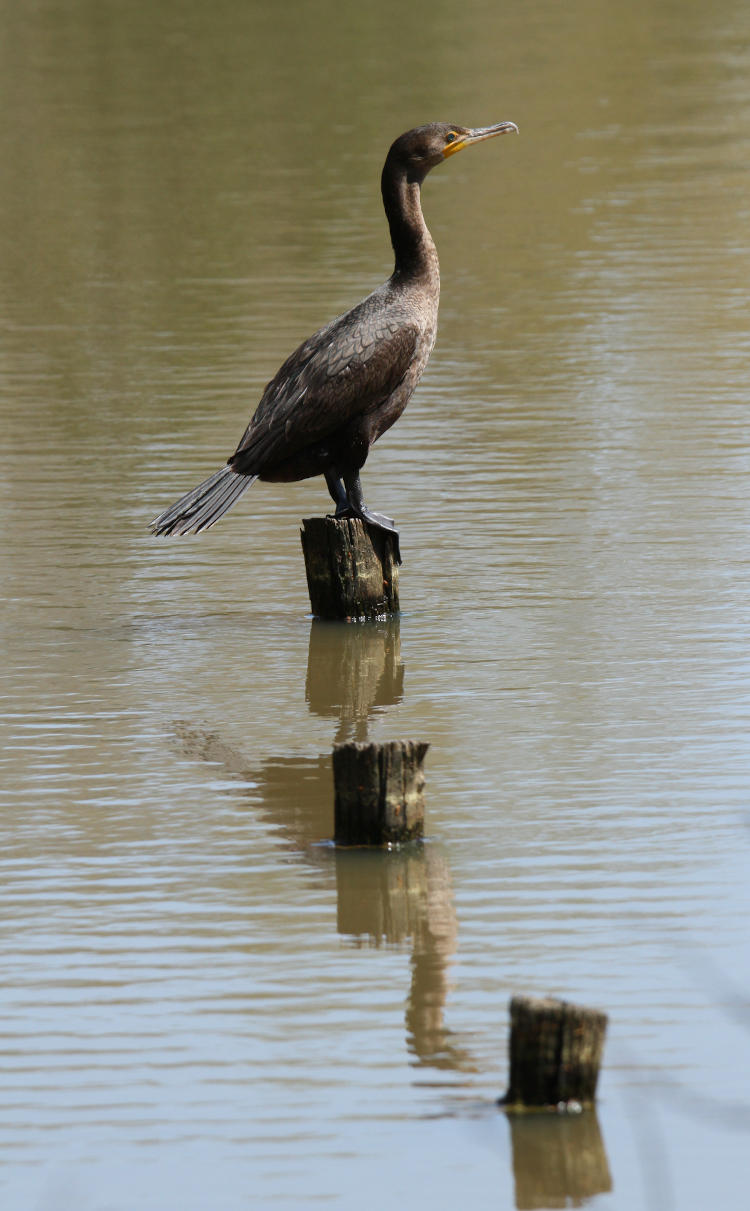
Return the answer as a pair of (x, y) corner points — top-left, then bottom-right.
(358, 506), (401, 565)
(329, 469), (402, 563)
(327, 504), (401, 564)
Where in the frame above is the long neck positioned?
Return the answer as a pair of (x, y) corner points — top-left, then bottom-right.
(381, 159), (439, 285)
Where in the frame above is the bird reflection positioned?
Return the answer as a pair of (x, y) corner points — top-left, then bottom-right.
(305, 616), (403, 743)
(507, 1111), (612, 1209)
(172, 722), (334, 854)
(173, 719), (470, 1072)
(172, 614), (474, 1073)
(335, 844), (475, 1071)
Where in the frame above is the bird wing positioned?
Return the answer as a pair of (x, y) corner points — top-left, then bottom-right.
(230, 293), (421, 472)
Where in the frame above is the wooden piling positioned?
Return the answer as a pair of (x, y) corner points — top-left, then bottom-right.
(501, 995), (607, 1111)
(300, 516), (399, 621)
(332, 740), (428, 846)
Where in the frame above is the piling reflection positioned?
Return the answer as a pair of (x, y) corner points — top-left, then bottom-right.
(305, 617), (404, 743)
(507, 1111), (612, 1209)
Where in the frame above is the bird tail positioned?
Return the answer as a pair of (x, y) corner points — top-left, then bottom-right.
(149, 465), (257, 536)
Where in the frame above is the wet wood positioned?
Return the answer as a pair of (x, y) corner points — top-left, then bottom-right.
(300, 516), (399, 620)
(502, 995), (607, 1110)
(333, 739), (428, 846)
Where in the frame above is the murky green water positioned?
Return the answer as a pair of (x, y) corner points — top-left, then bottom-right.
(2, 1), (750, 1207)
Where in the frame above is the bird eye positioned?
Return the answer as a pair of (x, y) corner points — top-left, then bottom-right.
(446, 131), (457, 143)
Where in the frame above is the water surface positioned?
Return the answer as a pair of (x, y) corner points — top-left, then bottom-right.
(2, 1), (750, 1207)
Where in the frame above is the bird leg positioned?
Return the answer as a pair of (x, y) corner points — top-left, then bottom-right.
(324, 469), (401, 562)
(342, 470), (401, 565)
(324, 469), (350, 515)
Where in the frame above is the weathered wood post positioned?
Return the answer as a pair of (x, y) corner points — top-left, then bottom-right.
(332, 740), (428, 845)
(300, 516), (399, 620)
(501, 995), (607, 1110)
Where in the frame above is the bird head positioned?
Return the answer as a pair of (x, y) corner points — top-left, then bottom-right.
(387, 121), (518, 183)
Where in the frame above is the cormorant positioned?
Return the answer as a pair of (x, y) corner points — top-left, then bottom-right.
(150, 121), (518, 558)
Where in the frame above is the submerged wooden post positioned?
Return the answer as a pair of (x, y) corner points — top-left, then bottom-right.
(501, 995), (607, 1111)
(333, 740), (428, 845)
(300, 516), (399, 620)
